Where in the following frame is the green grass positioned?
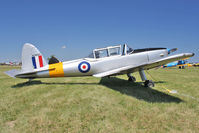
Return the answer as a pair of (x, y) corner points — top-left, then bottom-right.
(0, 66), (199, 133)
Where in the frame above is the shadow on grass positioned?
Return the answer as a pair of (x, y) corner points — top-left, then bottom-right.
(11, 80), (98, 88)
(12, 78), (182, 103)
(11, 80), (43, 88)
(99, 77), (182, 103)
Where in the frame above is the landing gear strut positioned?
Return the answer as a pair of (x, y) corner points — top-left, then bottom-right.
(28, 78), (35, 82)
(127, 73), (136, 82)
(139, 69), (154, 87)
(179, 66), (185, 69)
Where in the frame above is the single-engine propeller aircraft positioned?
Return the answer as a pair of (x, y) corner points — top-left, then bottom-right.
(162, 59), (189, 69)
(5, 43), (194, 87)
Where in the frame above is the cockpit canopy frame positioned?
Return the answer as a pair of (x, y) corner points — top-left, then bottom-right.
(86, 44), (167, 59)
(93, 45), (121, 59)
(87, 44), (134, 59)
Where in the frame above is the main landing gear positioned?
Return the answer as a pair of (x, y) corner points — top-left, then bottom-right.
(179, 66), (185, 69)
(139, 69), (154, 87)
(127, 73), (136, 82)
(127, 70), (154, 87)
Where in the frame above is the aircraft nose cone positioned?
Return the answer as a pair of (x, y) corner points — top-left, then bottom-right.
(192, 53), (195, 56)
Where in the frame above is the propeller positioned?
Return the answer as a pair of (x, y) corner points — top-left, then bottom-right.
(168, 48), (177, 54)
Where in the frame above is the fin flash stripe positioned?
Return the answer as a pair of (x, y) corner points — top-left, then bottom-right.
(38, 56), (43, 67)
(32, 57), (37, 69)
(32, 55), (44, 69)
(49, 62), (64, 77)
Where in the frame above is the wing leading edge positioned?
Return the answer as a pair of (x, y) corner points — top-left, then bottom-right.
(93, 53), (194, 78)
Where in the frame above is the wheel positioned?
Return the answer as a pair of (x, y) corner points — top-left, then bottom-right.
(128, 76), (136, 82)
(144, 80), (155, 87)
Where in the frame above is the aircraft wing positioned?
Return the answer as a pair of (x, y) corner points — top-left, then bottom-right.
(93, 53), (194, 78)
(93, 65), (135, 78)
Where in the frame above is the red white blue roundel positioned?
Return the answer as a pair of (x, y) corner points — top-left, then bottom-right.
(78, 61), (91, 73)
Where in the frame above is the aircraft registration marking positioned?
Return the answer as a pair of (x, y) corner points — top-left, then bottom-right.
(49, 62), (64, 77)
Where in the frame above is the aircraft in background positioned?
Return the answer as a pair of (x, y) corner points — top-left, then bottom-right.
(193, 63), (199, 67)
(162, 60), (188, 69)
(4, 62), (13, 66)
(5, 43), (194, 87)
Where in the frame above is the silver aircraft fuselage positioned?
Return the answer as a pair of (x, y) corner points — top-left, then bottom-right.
(5, 43), (194, 87)
(16, 48), (190, 78)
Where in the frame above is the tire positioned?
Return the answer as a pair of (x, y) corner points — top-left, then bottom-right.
(144, 80), (155, 87)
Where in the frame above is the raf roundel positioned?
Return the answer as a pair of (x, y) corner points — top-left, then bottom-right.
(78, 61), (91, 73)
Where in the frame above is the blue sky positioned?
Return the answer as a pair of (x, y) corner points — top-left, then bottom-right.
(0, 0), (198, 62)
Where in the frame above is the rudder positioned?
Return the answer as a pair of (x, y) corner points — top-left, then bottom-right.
(22, 43), (47, 72)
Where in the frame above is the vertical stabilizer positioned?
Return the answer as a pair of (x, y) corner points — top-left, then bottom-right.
(22, 43), (47, 72)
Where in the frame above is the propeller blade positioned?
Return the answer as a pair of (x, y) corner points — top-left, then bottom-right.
(168, 48), (177, 54)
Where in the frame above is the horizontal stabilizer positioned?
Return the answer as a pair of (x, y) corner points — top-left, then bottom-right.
(4, 69), (21, 78)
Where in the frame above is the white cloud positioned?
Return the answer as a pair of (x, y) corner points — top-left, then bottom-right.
(62, 45), (66, 49)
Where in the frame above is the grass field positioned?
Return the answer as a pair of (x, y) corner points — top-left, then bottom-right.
(0, 66), (199, 133)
